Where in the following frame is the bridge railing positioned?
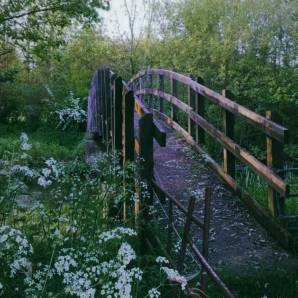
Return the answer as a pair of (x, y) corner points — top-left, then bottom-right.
(129, 69), (291, 248)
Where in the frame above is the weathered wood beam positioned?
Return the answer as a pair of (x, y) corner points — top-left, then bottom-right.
(130, 70), (289, 143)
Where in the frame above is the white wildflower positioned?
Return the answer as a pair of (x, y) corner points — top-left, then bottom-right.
(156, 256), (169, 264)
(161, 267), (187, 290)
(148, 288), (161, 298)
(37, 176), (52, 188)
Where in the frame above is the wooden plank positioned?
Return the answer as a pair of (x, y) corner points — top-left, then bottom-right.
(196, 77), (205, 145)
(188, 74), (196, 139)
(223, 90), (235, 179)
(135, 97), (166, 147)
(123, 90), (135, 220)
(153, 119), (166, 147)
(139, 113), (154, 181)
(202, 188), (211, 294)
(189, 110), (289, 197)
(136, 89), (192, 114)
(151, 179), (204, 229)
(139, 113), (154, 224)
(129, 69), (289, 143)
(140, 76), (145, 103)
(113, 77), (123, 157)
(124, 90), (135, 163)
(148, 74), (153, 108)
(134, 97), (150, 116)
(118, 79), (166, 147)
(96, 68), (103, 136)
(152, 102), (289, 197)
(134, 138), (139, 155)
(171, 72), (178, 122)
(158, 73), (164, 113)
(151, 179), (166, 204)
(164, 117), (291, 248)
(104, 67), (111, 148)
(266, 111), (285, 217)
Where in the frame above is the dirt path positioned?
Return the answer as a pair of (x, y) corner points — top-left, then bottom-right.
(151, 117), (296, 275)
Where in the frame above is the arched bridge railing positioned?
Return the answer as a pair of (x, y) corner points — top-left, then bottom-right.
(86, 67), (293, 248)
(128, 69), (292, 248)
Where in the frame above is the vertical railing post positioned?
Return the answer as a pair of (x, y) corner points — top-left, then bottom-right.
(201, 187), (211, 295)
(174, 196), (196, 298)
(266, 111), (284, 217)
(222, 90), (235, 179)
(140, 76), (145, 104)
(139, 113), (154, 213)
(167, 199), (173, 254)
(113, 76), (123, 163)
(123, 90), (135, 219)
(138, 112), (154, 253)
(158, 72), (164, 113)
(97, 68), (103, 137)
(196, 77), (205, 145)
(104, 68), (111, 150)
(133, 80), (138, 94)
(188, 74), (196, 139)
(171, 70), (178, 123)
(148, 74), (153, 109)
(110, 73), (117, 149)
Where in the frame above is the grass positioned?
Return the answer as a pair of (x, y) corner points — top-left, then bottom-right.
(207, 263), (298, 298)
(236, 165), (298, 218)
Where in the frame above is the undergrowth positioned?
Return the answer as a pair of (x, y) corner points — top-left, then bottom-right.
(0, 131), (188, 297)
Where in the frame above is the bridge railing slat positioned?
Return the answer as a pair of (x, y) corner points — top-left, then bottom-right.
(130, 69), (289, 144)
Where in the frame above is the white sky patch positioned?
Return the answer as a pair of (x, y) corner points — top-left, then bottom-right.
(100, 0), (146, 39)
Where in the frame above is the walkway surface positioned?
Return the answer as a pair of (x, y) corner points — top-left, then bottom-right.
(149, 116), (296, 275)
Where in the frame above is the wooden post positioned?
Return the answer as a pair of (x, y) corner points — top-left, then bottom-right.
(139, 113), (154, 213)
(196, 77), (205, 145)
(171, 71), (178, 123)
(158, 73), (164, 113)
(140, 76), (145, 104)
(148, 74), (153, 109)
(96, 68), (103, 137)
(123, 90), (135, 219)
(188, 74), (196, 139)
(222, 90), (235, 179)
(138, 113), (153, 253)
(201, 188), (211, 295)
(113, 77), (123, 160)
(133, 80), (138, 93)
(110, 73), (117, 149)
(174, 196), (196, 297)
(167, 199), (173, 254)
(104, 68), (111, 149)
(266, 111), (284, 217)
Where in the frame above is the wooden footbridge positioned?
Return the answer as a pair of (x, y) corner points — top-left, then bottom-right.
(86, 66), (295, 297)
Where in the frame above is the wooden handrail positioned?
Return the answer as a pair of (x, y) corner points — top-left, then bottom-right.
(136, 89), (289, 197)
(130, 69), (289, 144)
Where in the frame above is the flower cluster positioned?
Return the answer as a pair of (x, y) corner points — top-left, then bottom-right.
(24, 228), (142, 297)
(20, 133), (31, 151)
(161, 267), (187, 290)
(0, 226), (33, 283)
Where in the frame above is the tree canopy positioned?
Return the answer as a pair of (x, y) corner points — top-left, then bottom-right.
(0, 0), (110, 61)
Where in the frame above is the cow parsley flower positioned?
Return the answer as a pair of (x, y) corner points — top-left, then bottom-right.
(20, 133), (31, 151)
(161, 267), (187, 290)
(148, 288), (161, 298)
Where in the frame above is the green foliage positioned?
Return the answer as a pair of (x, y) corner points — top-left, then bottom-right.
(208, 264), (298, 298)
(0, 0), (110, 61)
(0, 132), (188, 297)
